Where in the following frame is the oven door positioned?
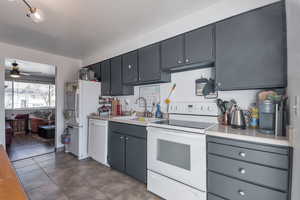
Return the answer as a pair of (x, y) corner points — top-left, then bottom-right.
(147, 127), (206, 191)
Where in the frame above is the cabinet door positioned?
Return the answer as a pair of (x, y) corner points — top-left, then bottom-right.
(100, 60), (111, 96)
(138, 43), (161, 82)
(185, 25), (215, 65)
(111, 56), (134, 96)
(109, 132), (125, 172)
(216, 2), (286, 90)
(161, 35), (184, 70)
(122, 51), (138, 84)
(110, 56), (123, 95)
(125, 136), (147, 183)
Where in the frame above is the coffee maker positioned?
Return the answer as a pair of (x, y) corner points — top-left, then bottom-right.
(259, 99), (285, 136)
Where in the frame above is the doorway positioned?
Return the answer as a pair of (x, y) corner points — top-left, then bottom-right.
(4, 58), (57, 161)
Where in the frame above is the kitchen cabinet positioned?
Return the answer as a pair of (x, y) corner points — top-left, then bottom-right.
(100, 60), (111, 96)
(184, 25), (215, 66)
(161, 25), (215, 72)
(122, 51), (138, 84)
(108, 122), (147, 183)
(207, 136), (292, 200)
(215, 2), (287, 90)
(138, 43), (171, 84)
(109, 132), (125, 171)
(125, 136), (147, 183)
(90, 62), (101, 81)
(111, 56), (134, 96)
(161, 35), (184, 71)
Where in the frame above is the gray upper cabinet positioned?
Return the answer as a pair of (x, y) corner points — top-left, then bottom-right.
(89, 62), (101, 81)
(184, 25), (215, 65)
(216, 2), (286, 90)
(161, 35), (184, 70)
(138, 43), (171, 84)
(161, 25), (215, 72)
(122, 51), (138, 84)
(111, 56), (134, 96)
(100, 60), (111, 96)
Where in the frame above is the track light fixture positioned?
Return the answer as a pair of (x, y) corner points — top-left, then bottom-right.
(22, 0), (44, 23)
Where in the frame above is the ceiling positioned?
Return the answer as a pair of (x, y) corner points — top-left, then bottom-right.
(0, 0), (220, 59)
(5, 58), (55, 77)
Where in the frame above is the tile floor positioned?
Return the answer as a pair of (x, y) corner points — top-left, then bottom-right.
(13, 152), (161, 200)
(8, 134), (55, 161)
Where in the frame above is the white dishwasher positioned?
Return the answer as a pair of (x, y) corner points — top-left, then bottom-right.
(88, 119), (109, 166)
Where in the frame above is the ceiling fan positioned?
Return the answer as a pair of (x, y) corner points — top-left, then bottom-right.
(9, 61), (31, 78)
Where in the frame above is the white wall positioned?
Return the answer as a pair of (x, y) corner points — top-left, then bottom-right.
(83, 0), (279, 66)
(0, 42), (82, 148)
(286, 0), (300, 199)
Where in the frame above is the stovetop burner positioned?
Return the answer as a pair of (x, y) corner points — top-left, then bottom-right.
(153, 119), (214, 130)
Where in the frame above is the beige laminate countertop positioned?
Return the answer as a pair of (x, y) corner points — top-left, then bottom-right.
(206, 124), (292, 147)
(88, 115), (162, 126)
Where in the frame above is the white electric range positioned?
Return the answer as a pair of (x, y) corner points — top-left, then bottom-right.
(147, 101), (219, 200)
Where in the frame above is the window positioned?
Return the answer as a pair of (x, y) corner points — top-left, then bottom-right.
(5, 81), (55, 109)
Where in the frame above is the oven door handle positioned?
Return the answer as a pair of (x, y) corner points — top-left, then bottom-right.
(147, 127), (205, 138)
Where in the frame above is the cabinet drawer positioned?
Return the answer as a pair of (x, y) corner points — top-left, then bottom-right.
(109, 122), (147, 139)
(207, 194), (226, 200)
(208, 171), (287, 200)
(208, 154), (288, 191)
(207, 142), (288, 169)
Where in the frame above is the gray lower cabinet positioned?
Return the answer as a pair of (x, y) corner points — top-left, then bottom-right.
(110, 56), (133, 96)
(122, 51), (138, 84)
(100, 60), (111, 96)
(108, 122), (147, 184)
(216, 2), (286, 90)
(109, 132), (125, 172)
(138, 43), (171, 84)
(125, 136), (147, 183)
(207, 136), (292, 200)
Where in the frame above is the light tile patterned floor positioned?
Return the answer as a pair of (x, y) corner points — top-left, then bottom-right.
(13, 152), (161, 200)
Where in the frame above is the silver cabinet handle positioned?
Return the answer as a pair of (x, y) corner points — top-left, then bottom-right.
(239, 152), (246, 157)
(120, 136), (124, 139)
(128, 65), (132, 69)
(125, 137), (128, 140)
(177, 60), (182, 64)
(239, 168), (246, 174)
(185, 59), (189, 63)
(238, 190), (245, 196)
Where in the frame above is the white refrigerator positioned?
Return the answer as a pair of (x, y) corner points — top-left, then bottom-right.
(65, 80), (101, 160)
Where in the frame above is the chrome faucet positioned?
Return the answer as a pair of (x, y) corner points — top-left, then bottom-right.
(135, 97), (148, 117)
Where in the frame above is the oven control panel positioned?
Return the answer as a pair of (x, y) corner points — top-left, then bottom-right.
(169, 102), (220, 116)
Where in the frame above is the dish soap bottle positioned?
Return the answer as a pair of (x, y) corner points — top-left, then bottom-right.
(155, 103), (163, 118)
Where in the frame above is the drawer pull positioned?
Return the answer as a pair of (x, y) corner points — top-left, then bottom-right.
(239, 152), (246, 157)
(238, 190), (245, 196)
(239, 168), (246, 174)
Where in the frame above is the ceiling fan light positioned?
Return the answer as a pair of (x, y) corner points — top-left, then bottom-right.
(10, 73), (20, 78)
